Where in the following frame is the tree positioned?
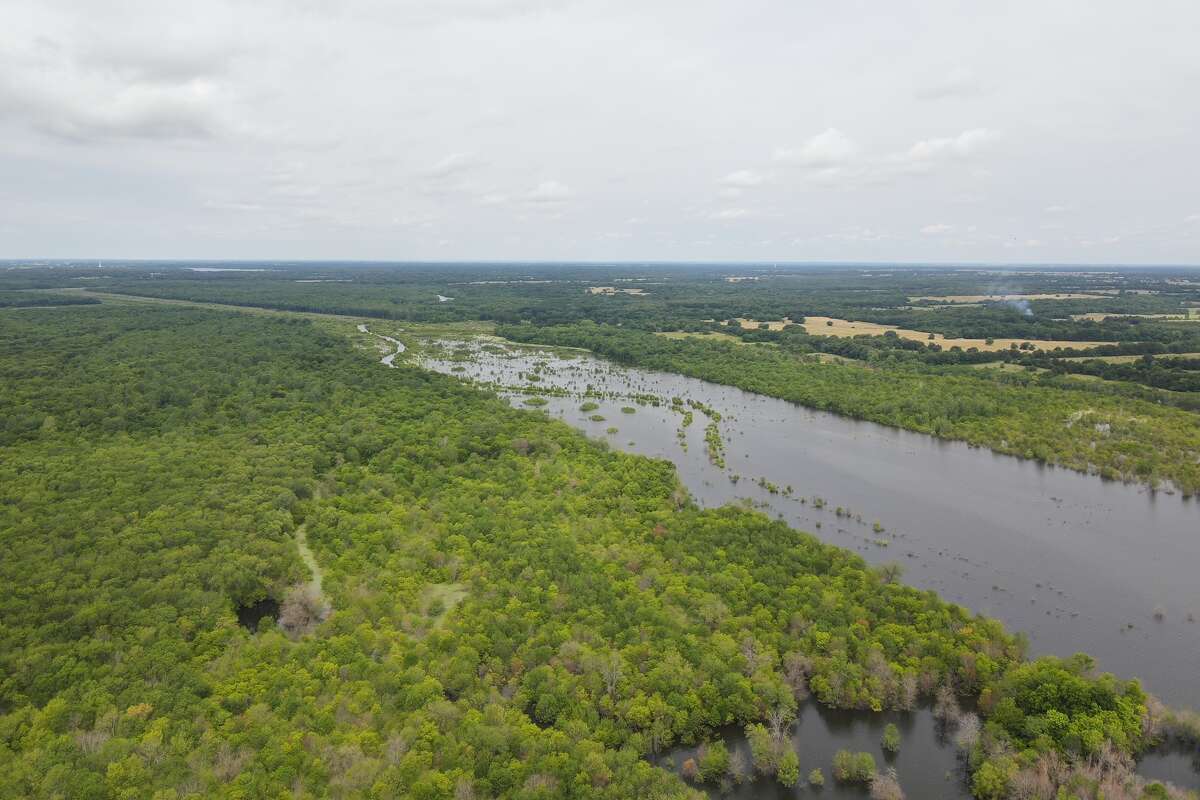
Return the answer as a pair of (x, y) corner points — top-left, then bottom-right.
(777, 749), (800, 787)
(279, 584), (328, 636)
(746, 723), (778, 775)
(971, 760), (1013, 800)
(869, 767), (905, 800)
(595, 650), (623, 701)
(881, 722), (901, 753)
(878, 562), (904, 584)
(697, 741), (729, 783)
(727, 748), (750, 785)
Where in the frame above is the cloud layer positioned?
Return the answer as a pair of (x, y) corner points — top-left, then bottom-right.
(2, 0), (1198, 262)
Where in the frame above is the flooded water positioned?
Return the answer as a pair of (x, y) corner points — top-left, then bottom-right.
(415, 337), (1199, 790)
(660, 705), (970, 799)
(236, 597), (280, 631)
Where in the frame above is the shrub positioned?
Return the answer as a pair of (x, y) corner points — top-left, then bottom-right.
(869, 767), (905, 800)
(882, 722), (901, 753)
(697, 741), (729, 783)
(777, 749), (800, 787)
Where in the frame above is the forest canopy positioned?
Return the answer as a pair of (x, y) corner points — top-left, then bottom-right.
(0, 300), (1189, 799)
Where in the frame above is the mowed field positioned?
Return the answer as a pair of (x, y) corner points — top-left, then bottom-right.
(1070, 309), (1200, 322)
(798, 316), (1115, 352)
(1055, 352), (1200, 363)
(657, 330), (748, 343)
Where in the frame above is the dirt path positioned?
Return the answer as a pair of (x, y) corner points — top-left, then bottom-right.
(293, 520), (324, 599)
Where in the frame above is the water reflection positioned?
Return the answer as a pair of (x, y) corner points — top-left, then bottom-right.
(661, 704), (969, 799)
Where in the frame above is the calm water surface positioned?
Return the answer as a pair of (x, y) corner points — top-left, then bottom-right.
(660, 705), (970, 799)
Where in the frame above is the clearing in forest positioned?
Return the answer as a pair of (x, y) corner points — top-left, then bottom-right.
(656, 330), (747, 343)
(1070, 310), (1200, 322)
(908, 292), (1109, 303)
(588, 286), (648, 295)
(723, 317), (794, 331)
(799, 316), (1115, 352)
(1054, 352), (1200, 364)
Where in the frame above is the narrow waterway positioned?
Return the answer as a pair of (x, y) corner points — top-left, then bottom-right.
(410, 336), (1198, 792)
(359, 323), (406, 366)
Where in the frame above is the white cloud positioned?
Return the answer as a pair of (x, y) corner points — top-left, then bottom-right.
(523, 180), (573, 205)
(921, 223), (953, 235)
(1045, 204), (1068, 213)
(773, 128), (856, 167)
(2, 1), (1198, 261)
(0, 33), (238, 143)
(421, 153), (485, 179)
(907, 128), (998, 161)
(720, 169), (765, 187)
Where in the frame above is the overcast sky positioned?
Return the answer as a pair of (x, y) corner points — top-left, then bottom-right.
(2, 0), (1199, 263)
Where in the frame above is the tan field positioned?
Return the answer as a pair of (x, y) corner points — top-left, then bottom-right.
(588, 286), (647, 296)
(909, 292), (1105, 304)
(800, 316), (1114, 352)
(656, 330), (747, 344)
(1070, 310), (1199, 322)
(1056, 352), (1200, 364)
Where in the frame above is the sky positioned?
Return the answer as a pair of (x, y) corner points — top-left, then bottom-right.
(2, 0), (1199, 263)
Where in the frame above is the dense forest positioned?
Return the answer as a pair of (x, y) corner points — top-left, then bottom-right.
(1, 305), (1190, 798)
(4, 262), (1198, 344)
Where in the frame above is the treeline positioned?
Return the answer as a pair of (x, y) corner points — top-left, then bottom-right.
(8, 263), (1199, 349)
(727, 324), (1200, 402)
(498, 322), (1200, 495)
(0, 293), (101, 308)
(0, 306), (1180, 798)
(1036, 356), (1200, 394)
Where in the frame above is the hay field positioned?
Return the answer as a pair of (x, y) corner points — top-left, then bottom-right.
(800, 316), (1114, 352)
(1070, 310), (1199, 322)
(656, 330), (747, 344)
(1055, 352), (1200, 364)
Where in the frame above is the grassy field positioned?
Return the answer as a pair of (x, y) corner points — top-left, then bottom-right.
(798, 315), (1114, 352)
(656, 330), (748, 343)
(724, 317), (795, 331)
(1071, 310), (1200, 321)
(1055, 352), (1200, 363)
